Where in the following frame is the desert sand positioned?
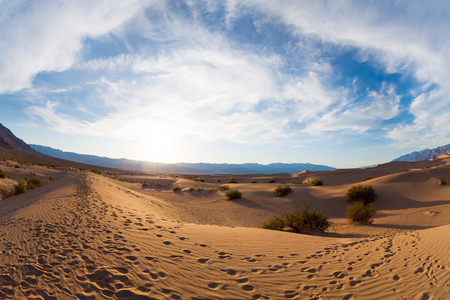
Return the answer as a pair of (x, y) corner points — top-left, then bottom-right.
(0, 156), (449, 299)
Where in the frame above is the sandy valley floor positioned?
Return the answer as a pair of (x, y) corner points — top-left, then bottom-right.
(0, 157), (449, 299)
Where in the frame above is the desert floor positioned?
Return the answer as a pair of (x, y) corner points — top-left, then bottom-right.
(0, 157), (449, 299)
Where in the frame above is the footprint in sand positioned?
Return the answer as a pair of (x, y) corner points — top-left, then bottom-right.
(197, 258), (210, 264)
(207, 282), (226, 290)
(284, 290), (298, 299)
(242, 284), (254, 292)
(125, 255), (137, 262)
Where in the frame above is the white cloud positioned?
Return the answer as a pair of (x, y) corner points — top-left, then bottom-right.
(305, 83), (400, 133)
(245, 0), (450, 148)
(0, 0), (150, 93)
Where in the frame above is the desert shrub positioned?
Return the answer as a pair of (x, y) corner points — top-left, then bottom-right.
(261, 216), (285, 231)
(172, 186), (182, 192)
(0, 168), (9, 179)
(12, 179), (27, 196)
(363, 177), (372, 181)
(261, 203), (330, 233)
(251, 181), (258, 183)
(228, 177), (237, 183)
(283, 204), (330, 233)
(312, 180), (323, 186)
(225, 190), (242, 200)
(274, 185), (293, 197)
(268, 179), (276, 183)
(208, 188), (216, 193)
(27, 178), (42, 189)
(217, 184), (230, 191)
(440, 177), (447, 185)
(346, 202), (376, 224)
(344, 185), (376, 205)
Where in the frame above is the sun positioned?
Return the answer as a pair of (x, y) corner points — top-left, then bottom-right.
(139, 130), (179, 163)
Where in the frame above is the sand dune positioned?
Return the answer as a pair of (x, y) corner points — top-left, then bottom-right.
(0, 157), (449, 299)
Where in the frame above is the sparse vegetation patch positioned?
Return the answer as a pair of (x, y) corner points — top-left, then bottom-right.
(225, 190), (242, 200)
(261, 202), (330, 233)
(228, 177), (237, 183)
(217, 185), (230, 191)
(274, 185), (293, 197)
(346, 202), (376, 224)
(312, 179), (323, 186)
(344, 185), (376, 205)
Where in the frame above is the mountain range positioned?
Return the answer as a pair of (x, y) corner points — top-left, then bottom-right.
(29, 144), (336, 174)
(393, 144), (450, 162)
(2, 122), (449, 174)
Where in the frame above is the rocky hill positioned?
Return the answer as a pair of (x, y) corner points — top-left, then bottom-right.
(393, 144), (450, 162)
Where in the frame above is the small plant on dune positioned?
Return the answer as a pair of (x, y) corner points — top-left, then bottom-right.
(346, 202), (376, 224)
(312, 179), (324, 186)
(0, 168), (9, 179)
(283, 203), (330, 233)
(362, 177), (372, 181)
(261, 216), (286, 231)
(217, 184), (230, 191)
(26, 178), (42, 189)
(261, 202), (330, 233)
(225, 190), (242, 200)
(251, 181), (257, 183)
(345, 185), (376, 205)
(440, 177), (447, 185)
(274, 185), (293, 197)
(172, 186), (182, 192)
(228, 177), (238, 183)
(13, 179), (27, 195)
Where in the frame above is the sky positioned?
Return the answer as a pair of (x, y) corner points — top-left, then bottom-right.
(1, 0), (449, 168)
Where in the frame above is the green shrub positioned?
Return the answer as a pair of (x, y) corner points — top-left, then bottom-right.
(283, 204), (330, 233)
(228, 177), (238, 183)
(346, 202), (376, 224)
(261, 216), (285, 231)
(274, 185), (293, 197)
(11, 179), (27, 196)
(172, 186), (182, 192)
(27, 178), (42, 189)
(261, 202), (330, 233)
(312, 180), (323, 186)
(225, 190), (242, 200)
(344, 185), (376, 205)
(217, 184), (230, 191)
(440, 177), (447, 185)
(0, 168), (9, 178)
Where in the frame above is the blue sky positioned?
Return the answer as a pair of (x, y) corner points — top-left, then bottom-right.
(1, 1), (449, 168)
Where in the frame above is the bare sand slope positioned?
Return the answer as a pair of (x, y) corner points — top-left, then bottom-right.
(1, 170), (449, 299)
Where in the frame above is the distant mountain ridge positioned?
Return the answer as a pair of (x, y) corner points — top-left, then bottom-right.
(393, 144), (450, 162)
(30, 144), (336, 174)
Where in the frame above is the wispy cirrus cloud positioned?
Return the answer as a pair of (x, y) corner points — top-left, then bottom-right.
(0, 0), (151, 93)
